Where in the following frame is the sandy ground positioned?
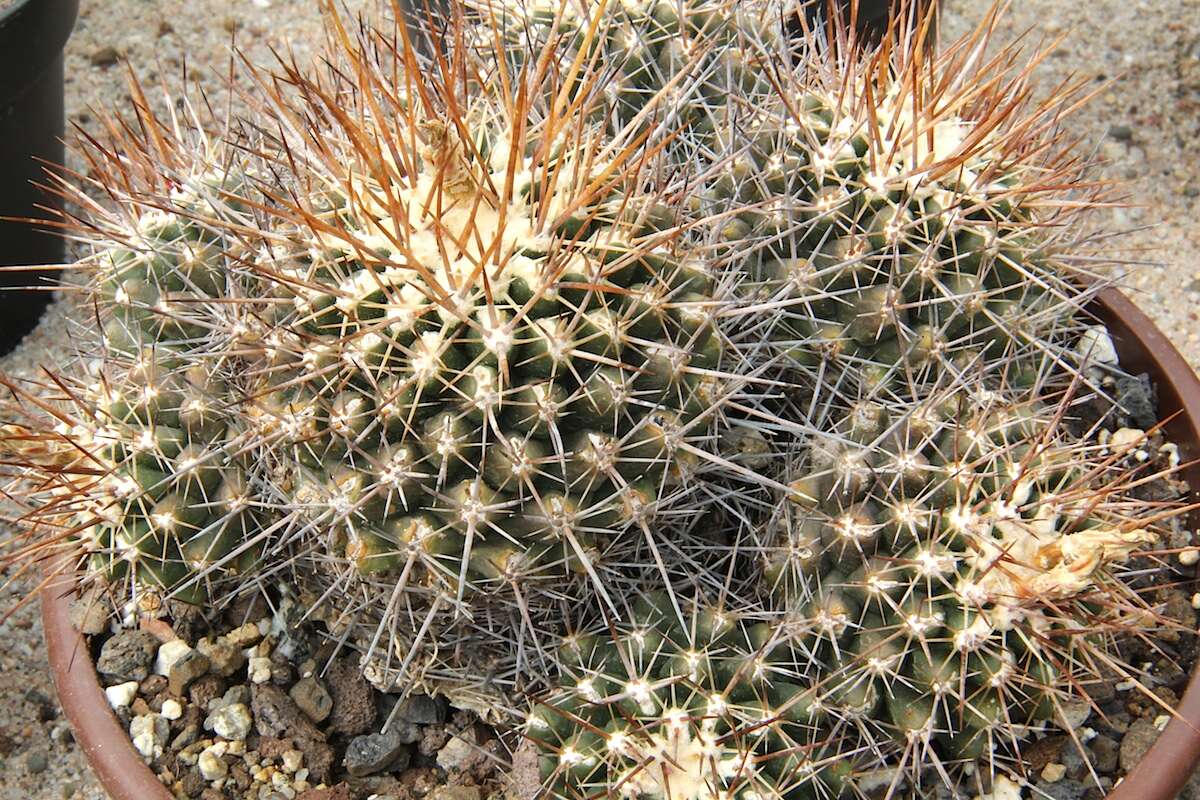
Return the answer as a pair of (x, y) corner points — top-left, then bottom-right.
(0, 0), (1197, 798)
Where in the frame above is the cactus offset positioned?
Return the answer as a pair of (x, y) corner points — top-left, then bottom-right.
(468, 0), (785, 147)
(755, 377), (1164, 781)
(710, 7), (1109, 401)
(531, 373), (1180, 798)
(514, 2), (1186, 798)
(531, 596), (846, 800)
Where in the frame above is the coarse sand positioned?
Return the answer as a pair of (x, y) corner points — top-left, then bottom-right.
(0, 1), (1198, 797)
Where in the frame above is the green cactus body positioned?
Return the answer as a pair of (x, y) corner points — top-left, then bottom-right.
(752, 384), (1156, 785)
(5, 2), (1182, 793)
(470, 0), (785, 148)
(250, 123), (727, 599)
(531, 597), (847, 800)
(80, 200), (263, 603)
(721, 85), (1087, 396)
(80, 106), (736, 610)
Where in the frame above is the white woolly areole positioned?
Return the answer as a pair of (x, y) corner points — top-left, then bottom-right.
(964, 506), (1155, 631)
(813, 81), (1006, 202)
(613, 717), (756, 800)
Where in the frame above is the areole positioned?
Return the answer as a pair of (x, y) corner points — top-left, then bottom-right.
(37, 286), (1200, 800)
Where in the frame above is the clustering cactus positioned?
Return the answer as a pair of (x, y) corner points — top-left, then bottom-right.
(529, 380), (1173, 798)
(503, 1), (1183, 796)
(722, 63), (1101, 405)
(0, 0), (1188, 797)
(250, 125), (727, 590)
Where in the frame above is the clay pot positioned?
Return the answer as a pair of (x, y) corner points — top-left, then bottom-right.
(41, 567), (172, 800)
(0, 0), (79, 356)
(1091, 289), (1200, 800)
(38, 286), (1200, 798)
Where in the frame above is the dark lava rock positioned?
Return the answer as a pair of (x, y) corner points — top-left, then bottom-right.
(166, 602), (206, 644)
(258, 736), (299, 760)
(230, 761), (252, 791)
(270, 660), (295, 687)
(97, 630), (160, 682)
(1163, 590), (1197, 631)
(1115, 373), (1157, 429)
(251, 685), (323, 740)
(140, 675), (168, 697)
(177, 701), (201, 734)
(1119, 717), (1162, 772)
(251, 685), (334, 784)
(1084, 777), (1114, 800)
(1035, 780), (1087, 800)
(196, 637), (245, 678)
(326, 657), (377, 736)
(391, 721), (421, 745)
(171, 721), (201, 751)
(187, 675), (226, 711)
(223, 593), (270, 629)
(1022, 735), (1067, 774)
(394, 694), (446, 725)
(1097, 708), (1131, 737)
(417, 724), (450, 758)
(1088, 734), (1119, 774)
(344, 729), (411, 777)
(299, 736), (336, 785)
(179, 767), (205, 797)
(168, 649), (211, 696)
(1061, 743), (1088, 781)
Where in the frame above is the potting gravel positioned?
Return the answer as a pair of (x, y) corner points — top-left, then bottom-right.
(1, 0), (1199, 797)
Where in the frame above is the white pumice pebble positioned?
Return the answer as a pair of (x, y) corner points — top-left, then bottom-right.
(160, 698), (183, 720)
(105, 681), (139, 709)
(154, 639), (192, 676)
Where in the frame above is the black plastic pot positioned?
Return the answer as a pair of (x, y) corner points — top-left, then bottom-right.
(0, 0), (79, 355)
(802, 0), (937, 46)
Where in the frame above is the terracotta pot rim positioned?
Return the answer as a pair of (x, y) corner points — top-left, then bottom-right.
(41, 566), (173, 800)
(1088, 287), (1200, 800)
(39, 286), (1200, 800)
